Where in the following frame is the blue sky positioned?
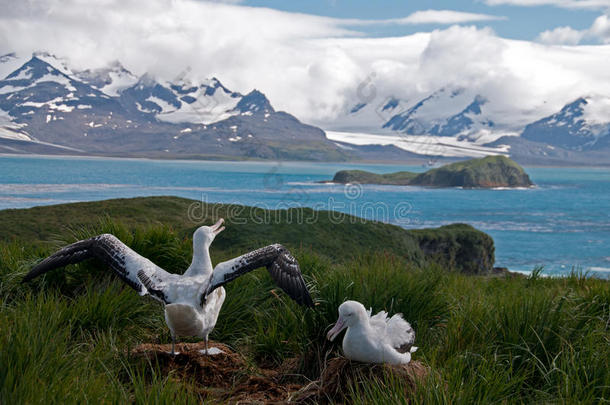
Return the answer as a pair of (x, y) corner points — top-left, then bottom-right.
(241, 0), (604, 42)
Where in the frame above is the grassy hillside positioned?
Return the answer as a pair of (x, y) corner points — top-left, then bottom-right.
(332, 156), (533, 188)
(0, 198), (607, 403)
(0, 196), (494, 274)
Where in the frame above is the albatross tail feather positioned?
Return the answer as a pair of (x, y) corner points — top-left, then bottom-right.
(387, 313), (416, 353)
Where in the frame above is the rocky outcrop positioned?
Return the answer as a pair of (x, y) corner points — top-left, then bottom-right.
(330, 156), (533, 188)
(409, 224), (495, 274)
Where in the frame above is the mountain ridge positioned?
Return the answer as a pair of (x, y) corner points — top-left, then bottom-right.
(2, 52), (609, 165)
(329, 87), (610, 164)
(0, 53), (346, 160)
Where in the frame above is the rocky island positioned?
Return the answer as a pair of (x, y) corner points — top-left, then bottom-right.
(328, 155), (534, 188)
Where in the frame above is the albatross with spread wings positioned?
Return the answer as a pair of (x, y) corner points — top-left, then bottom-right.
(23, 219), (314, 355)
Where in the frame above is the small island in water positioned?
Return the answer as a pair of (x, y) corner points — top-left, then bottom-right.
(327, 155), (534, 188)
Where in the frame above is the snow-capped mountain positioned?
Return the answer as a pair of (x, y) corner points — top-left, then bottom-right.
(326, 86), (610, 163)
(2, 51), (609, 164)
(119, 75), (244, 125)
(0, 56), (117, 114)
(0, 56), (126, 146)
(326, 96), (411, 133)
(428, 95), (494, 138)
(326, 88), (513, 158)
(521, 96), (610, 150)
(383, 88), (497, 140)
(0, 53), (25, 80)
(0, 53), (341, 160)
(75, 61), (138, 97)
(0, 51), (75, 79)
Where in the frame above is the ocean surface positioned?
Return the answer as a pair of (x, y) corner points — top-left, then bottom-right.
(1, 154), (609, 278)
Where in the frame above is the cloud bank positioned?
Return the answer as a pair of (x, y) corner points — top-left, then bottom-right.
(343, 10), (506, 26)
(0, 0), (609, 129)
(538, 13), (610, 44)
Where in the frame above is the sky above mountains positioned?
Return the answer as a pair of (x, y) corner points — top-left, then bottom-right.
(241, 0), (610, 43)
(1, 0), (609, 127)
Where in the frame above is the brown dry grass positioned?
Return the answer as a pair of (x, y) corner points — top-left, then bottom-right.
(131, 341), (303, 404)
(291, 357), (429, 404)
(131, 343), (429, 404)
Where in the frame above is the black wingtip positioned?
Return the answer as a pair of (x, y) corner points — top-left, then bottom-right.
(21, 266), (41, 284)
(302, 292), (315, 308)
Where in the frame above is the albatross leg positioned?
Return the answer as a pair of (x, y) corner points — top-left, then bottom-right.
(199, 335), (223, 355)
(171, 334), (176, 357)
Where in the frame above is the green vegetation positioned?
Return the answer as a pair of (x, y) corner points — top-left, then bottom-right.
(0, 197), (607, 403)
(0, 196), (494, 274)
(410, 224), (494, 274)
(332, 169), (419, 185)
(331, 155), (534, 188)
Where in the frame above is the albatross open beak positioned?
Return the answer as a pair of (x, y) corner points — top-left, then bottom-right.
(211, 218), (225, 235)
(326, 317), (347, 341)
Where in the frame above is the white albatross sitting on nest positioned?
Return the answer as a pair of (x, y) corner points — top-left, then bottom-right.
(23, 218), (313, 355)
(327, 300), (417, 365)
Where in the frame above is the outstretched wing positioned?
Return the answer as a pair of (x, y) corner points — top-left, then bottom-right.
(23, 233), (176, 303)
(205, 244), (313, 307)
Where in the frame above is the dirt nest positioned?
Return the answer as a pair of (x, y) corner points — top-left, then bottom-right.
(130, 343), (430, 404)
(291, 357), (430, 404)
(131, 341), (302, 403)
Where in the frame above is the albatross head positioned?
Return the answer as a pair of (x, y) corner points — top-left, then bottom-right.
(326, 300), (367, 341)
(193, 218), (225, 247)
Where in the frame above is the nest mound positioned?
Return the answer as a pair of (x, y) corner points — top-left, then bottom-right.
(291, 357), (430, 404)
(131, 344), (430, 404)
(131, 341), (301, 403)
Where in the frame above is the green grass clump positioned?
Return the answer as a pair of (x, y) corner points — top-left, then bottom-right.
(0, 199), (608, 403)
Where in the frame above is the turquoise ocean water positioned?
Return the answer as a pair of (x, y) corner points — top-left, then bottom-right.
(1, 155), (608, 278)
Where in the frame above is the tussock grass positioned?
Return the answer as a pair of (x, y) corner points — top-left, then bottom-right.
(0, 213), (608, 403)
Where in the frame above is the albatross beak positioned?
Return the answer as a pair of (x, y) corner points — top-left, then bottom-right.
(211, 218), (225, 235)
(326, 317), (347, 341)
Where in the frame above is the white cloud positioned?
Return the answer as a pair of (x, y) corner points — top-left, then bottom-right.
(400, 9), (506, 24)
(484, 0), (610, 10)
(590, 14), (610, 42)
(0, 0), (609, 131)
(538, 26), (587, 44)
(537, 13), (610, 44)
(343, 10), (506, 26)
